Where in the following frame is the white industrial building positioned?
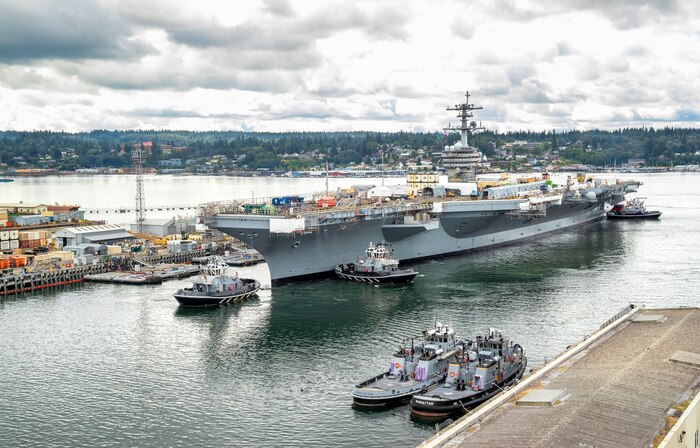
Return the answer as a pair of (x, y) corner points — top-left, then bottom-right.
(54, 224), (134, 248)
(129, 217), (196, 238)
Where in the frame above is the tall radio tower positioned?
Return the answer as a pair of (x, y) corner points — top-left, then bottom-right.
(132, 145), (146, 234)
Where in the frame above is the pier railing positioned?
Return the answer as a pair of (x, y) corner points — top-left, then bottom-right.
(599, 304), (637, 331)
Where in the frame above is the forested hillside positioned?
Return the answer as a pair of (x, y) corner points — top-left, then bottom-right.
(1, 127), (699, 170)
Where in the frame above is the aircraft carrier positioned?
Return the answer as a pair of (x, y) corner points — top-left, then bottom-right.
(204, 93), (639, 286)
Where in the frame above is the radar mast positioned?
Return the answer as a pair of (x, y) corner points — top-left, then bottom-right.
(443, 91), (485, 147)
(441, 91), (486, 181)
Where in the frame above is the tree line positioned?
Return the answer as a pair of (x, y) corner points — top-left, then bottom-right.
(1, 127), (699, 170)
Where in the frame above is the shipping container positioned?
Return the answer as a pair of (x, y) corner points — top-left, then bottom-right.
(19, 230), (41, 240)
(10, 256), (26, 267)
(19, 239), (42, 249)
(316, 196), (338, 207)
(167, 240), (182, 253)
(33, 251), (74, 262)
(107, 245), (122, 255)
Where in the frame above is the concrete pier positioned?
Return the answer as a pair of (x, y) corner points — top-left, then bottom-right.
(420, 306), (700, 448)
(84, 264), (201, 285)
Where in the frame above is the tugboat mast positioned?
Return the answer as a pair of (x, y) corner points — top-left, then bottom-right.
(444, 91), (484, 147)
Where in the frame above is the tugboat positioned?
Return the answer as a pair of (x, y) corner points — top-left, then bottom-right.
(410, 328), (526, 418)
(335, 242), (418, 283)
(606, 198), (661, 219)
(173, 259), (260, 307)
(352, 322), (460, 407)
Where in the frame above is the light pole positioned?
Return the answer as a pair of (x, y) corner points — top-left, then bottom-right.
(380, 150), (384, 186)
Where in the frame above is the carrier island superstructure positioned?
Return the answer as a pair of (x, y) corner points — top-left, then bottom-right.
(203, 93), (640, 286)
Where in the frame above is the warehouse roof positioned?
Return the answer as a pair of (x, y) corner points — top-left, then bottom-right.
(55, 224), (134, 241)
(84, 231), (133, 242)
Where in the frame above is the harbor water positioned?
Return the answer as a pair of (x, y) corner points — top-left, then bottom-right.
(1, 173), (699, 447)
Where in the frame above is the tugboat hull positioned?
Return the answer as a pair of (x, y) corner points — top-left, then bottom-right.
(606, 211), (661, 219)
(352, 376), (439, 407)
(352, 392), (416, 407)
(335, 264), (418, 284)
(410, 359), (527, 418)
(173, 279), (260, 307)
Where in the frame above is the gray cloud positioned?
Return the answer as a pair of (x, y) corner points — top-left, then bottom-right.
(1, 0), (411, 93)
(0, 0), (151, 63)
(264, 0), (295, 17)
(361, 6), (411, 41)
(165, 22), (310, 52)
(571, 0), (679, 29)
(306, 77), (433, 99)
(506, 66), (536, 86)
(599, 85), (665, 107)
(0, 66), (51, 89)
(557, 41), (575, 57)
(450, 16), (475, 40)
(486, 0), (679, 29)
(0, 0), (698, 132)
(72, 61), (301, 92)
(260, 97), (421, 123)
(126, 108), (246, 120)
(130, 1), (410, 50)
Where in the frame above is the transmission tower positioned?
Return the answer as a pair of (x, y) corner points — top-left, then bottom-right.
(132, 145), (146, 234)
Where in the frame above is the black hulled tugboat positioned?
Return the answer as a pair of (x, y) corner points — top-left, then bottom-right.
(173, 259), (260, 307)
(606, 198), (661, 219)
(335, 242), (418, 284)
(352, 322), (460, 407)
(410, 328), (526, 419)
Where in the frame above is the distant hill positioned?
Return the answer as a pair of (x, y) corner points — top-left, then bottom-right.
(1, 128), (699, 170)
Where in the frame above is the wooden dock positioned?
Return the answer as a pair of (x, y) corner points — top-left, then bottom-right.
(0, 264), (108, 295)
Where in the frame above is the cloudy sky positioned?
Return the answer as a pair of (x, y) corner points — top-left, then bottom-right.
(1, 0), (699, 133)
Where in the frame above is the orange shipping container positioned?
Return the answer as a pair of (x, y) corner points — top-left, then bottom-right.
(317, 196), (337, 207)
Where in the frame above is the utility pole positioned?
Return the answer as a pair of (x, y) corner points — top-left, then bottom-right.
(132, 144), (146, 234)
(380, 150), (384, 186)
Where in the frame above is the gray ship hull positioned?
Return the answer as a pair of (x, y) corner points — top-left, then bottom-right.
(213, 188), (626, 286)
